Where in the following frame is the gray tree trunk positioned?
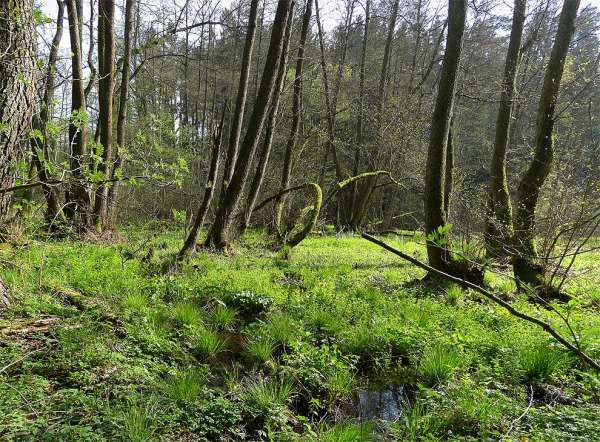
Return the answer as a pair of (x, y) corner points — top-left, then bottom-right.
(0, 0), (37, 220)
(423, 0), (467, 270)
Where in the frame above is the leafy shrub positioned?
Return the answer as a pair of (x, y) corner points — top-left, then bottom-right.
(224, 291), (273, 320)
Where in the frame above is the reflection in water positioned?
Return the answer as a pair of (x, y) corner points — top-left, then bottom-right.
(357, 385), (405, 421)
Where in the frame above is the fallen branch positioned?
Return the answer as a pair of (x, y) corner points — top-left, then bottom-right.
(361, 233), (600, 373)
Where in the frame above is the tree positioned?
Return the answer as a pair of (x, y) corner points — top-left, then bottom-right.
(204, 0), (294, 250)
(0, 0), (37, 220)
(107, 0), (136, 226)
(220, 0), (260, 194)
(273, 0), (313, 231)
(423, 0), (467, 271)
(30, 0), (65, 227)
(94, 0), (116, 230)
(64, 0), (91, 225)
(485, 0), (527, 257)
(513, 0), (581, 289)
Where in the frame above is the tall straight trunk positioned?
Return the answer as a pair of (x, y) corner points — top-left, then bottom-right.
(221, 0), (260, 194)
(94, 0), (116, 230)
(424, 0), (467, 270)
(349, 0), (398, 230)
(273, 0), (313, 230)
(204, 0), (294, 250)
(486, 0), (526, 257)
(107, 0), (135, 226)
(31, 0), (65, 225)
(0, 0), (37, 219)
(315, 0), (343, 181)
(350, 0), (369, 221)
(243, 8), (294, 233)
(84, 0), (97, 99)
(65, 0), (91, 225)
(178, 107), (226, 261)
(444, 119), (454, 217)
(513, 0), (580, 287)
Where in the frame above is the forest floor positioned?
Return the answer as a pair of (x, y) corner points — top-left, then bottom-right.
(1, 225), (600, 441)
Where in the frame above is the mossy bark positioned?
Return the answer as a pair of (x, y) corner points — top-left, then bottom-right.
(513, 0), (580, 288)
(423, 0), (467, 270)
(485, 0), (526, 258)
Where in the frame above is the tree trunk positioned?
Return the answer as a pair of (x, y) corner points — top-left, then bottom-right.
(513, 0), (580, 288)
(107, 0), (136, 227)
(423, 0), (467, 271)
(64, 0), (92, 226)
(178, 106), (226, 261)
(0, 0), (37, 220)
(31, 0), (65, 226)
(204, 0), (294, 250)
(220, 0), (260, 194)
(94, 0), (116, 231)
(349, 0), (398, 231)
(243, 7), (294, 233)
(485, 0), (526, 257)
(273, 0), (312, 231)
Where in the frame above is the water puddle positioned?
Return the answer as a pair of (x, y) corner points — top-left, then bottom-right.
(354, 384), (407, 421)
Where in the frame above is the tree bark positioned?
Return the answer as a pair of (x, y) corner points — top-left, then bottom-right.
(204, 0), (294, 250)
(0, 0), (37, 220)
(486, 0), (526, 257)
(178, 106), (226, 261)
(107, 0), (136, 226)
(273, 0), (313, 231)
(423, 0), (467, 270)
(220, 0), (260, 194)
(243, 6), (294, 233)
(31, 0), (65, 226)
(93, 0), (116, 231)
(513, 0), (580, 288)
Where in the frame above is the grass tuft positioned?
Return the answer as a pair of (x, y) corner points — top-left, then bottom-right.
(419, 345), (461, 386)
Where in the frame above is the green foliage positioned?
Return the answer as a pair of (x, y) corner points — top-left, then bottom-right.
(419, 345), (462, 386)
(191, 327), (228, 359)
(162, 368), (207, 402)
(245, 336), (276, 364)
(209, 304), (237, 331)
(224, 290), (273, 320)
(518, 344), (569, 382)
(172, 302), (202, 328)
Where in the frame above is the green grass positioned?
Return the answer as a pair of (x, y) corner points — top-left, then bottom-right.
(0, 227), (599, 440)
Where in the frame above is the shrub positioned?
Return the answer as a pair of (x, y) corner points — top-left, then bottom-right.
(224, 291), (273, 320)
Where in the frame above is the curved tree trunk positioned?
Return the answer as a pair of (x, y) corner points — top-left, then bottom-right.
(0, 0), (37, 220)
(424, 0), (467, 271)
(485, 0), (526, 257)
(204, 0), (294, 250)
(513, 0), (580, 288)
